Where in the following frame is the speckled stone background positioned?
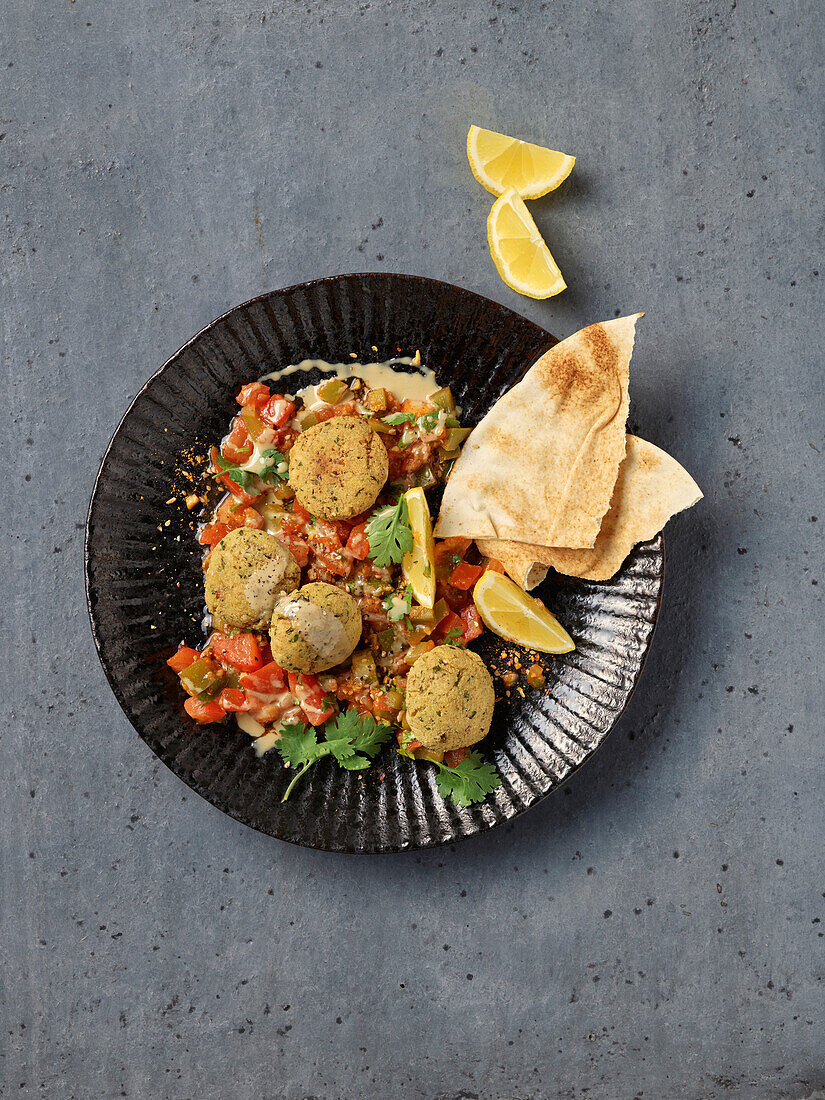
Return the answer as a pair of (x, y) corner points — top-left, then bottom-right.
(2, 2), (823, 1098)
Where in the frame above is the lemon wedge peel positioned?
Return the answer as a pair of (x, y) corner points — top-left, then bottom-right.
(467, 125), (575, 200)
(486, 189), (567, 300)
(472, 571), (575, 655)
(402, 488), (436, 609)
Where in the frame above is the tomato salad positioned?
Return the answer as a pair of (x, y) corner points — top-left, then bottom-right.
(168, 371), (506, 770)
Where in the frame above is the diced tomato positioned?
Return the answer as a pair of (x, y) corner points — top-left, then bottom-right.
(240, 660), (287, 693)
(199, 522), (230, 548)
(166, 646), (201, 672)
(433, 609), (465, 643)
(444, 747), (469, 768)
(401, 398), (435, 416)
(440, 583), (472, 613)
(291, 500), (312, 522)
(210, 446), (259, 504)
(274, 530), (310, 567)
(311, 520), (344, 550)
(222, 418), (254, 464)
(330, 519), (354, 540)
(314, 401), (360, 423)
(183, 697), (227, 724)
(288, 672), (336, 726)
(483, 557), (507, 575)
(217, 687), (251, 712)
(434, 537), (473, 579)
(459, 605), (483, 643)
(236, 382), (272, 412)
(314, 548), (352, 577)
(213, 496), (264, 534)
(232, 506), (265, 531)
(346, 522), (371, 560)
(261, 396), (296, 428)
(449, 561), (484, 590)
(308, 521), (351, 577)
(210, 632), (264, 673)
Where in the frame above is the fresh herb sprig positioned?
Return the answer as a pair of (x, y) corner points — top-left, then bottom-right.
(382, 588), (412, 623)
(276, 711), (393, 801)
(259, 447), (288, 484)
(434, 752), (502, 807)
(367, 496), (413, 567)
(381, 412), (416, 427)
(212, 453), (261, 495)
(212, 448), (287, 493)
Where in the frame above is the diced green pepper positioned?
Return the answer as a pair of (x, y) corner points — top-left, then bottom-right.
(444, 415), (461, 428)
(443, 426), (471, 451)
(377, 628), (395, 652)
(398, 427), (418, 449)
(414, 746), (445, 763)
(414, 466), (438, 490)
(240, 405), (267, 441)
(180, 659), (226, 698)
(350, 649), (379, 685)
(316, 377), (350, 404)
(409, 603), (435, 623)
(365, 388), (388, 412)
(295, 408), (318, 431)
(429, 386), (457, 415)
(366, 418), (394, 435)
(259, 500), (286, 528)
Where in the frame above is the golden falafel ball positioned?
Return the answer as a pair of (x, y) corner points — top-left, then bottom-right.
(405, 646), (495, 751)
(287, 417), (388, 520)
(205, 527), (300, 631)
(270, 581), (362, 673)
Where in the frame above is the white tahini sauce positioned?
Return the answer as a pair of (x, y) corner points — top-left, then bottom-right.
(243, 562), (294, 621)
(261, 356), (441, 408)
(274, 595), (352, 664)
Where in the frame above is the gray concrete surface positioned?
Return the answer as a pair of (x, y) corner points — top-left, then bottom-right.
(2, 2), (823, 1097)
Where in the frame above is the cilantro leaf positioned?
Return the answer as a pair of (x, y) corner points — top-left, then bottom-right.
(442, 626), (465, 647)
(275, 711), (392, 800)
(325, 709), (393, 757)
(434, 752), (502, 807)
(418, 412), (439, 433)
(381, 412), (416, 426)
(367, 497), (414, 567)
(259, 447), (288, 485)
(382, 588), (412, 623)
(212, 453), (261, 495)
(337, 754), (373, 771)
(276, 722), (324, 768)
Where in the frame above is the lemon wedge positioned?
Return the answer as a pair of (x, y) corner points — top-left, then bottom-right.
(467, 126), (575, 199)
(487, 189), (566, 299)
(473, 571), (574, 654)
(402, 487), (436, 609)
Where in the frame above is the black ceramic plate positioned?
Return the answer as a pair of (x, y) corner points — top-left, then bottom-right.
(86, 274), (663, 853)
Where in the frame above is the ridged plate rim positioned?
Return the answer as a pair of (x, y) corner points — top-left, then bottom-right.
(85, 272), (664, 854)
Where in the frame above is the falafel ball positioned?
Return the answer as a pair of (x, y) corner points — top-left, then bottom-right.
(270, 581), (362, 673)
(288, 417), (388, 520)
(405, 646), (495, 751)
(205, 527), (300, 631)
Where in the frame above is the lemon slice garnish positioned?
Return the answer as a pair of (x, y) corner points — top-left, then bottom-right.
(402, 488), (436, 609)
(467, 125), (575, 200)
(473, 571), (574, 654)
(487, 189), (566, 300)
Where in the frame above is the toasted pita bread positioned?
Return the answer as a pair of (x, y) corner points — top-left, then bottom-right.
(433, 315), (640, 548)
(477, 435), (702, 586)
